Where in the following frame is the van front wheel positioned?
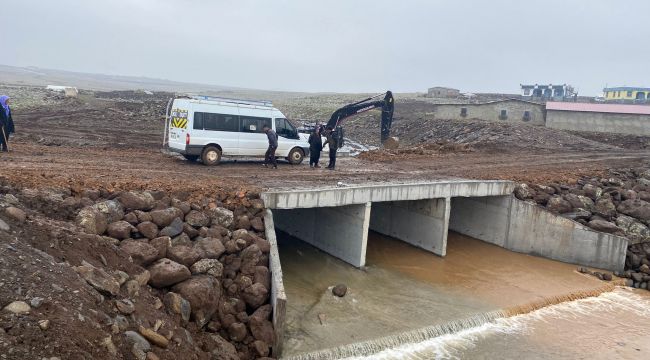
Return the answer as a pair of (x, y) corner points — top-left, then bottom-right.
(288, 148), (304, 165)
(201, 146), (222, 166)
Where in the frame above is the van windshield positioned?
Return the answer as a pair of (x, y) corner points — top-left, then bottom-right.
(275, 118), (298, 138)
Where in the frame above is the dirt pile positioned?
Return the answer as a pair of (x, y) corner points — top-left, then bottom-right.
(570, 130), (650, 150)
(514, 167), (650, 290)
(0, 182), (276, 360)
(358, 142), (472, 162)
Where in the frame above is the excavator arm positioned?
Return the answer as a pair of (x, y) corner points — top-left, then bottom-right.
(325, 91), (394, 143)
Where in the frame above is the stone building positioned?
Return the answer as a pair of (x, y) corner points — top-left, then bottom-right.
(427, 87), (461, 98)
(431, 99), (546, 126)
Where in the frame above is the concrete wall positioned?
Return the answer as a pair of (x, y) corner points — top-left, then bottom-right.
(449, 196), (628, 271)
(272, 203), (371, 267)
(433, 100), (545, 125)
(546, 109), (650, 135)
(449, 196), (511, 248)
(263, 210), (287, 357)
(370, 198), (450, 256)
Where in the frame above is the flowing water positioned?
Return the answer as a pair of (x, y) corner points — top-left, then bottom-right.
(277, 230), (649, 359)
(345, 288), (650, 360)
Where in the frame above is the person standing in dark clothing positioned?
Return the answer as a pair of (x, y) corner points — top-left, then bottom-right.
(263, 124), (278, 169)
(0, 96), (15, 152)
(323, 126), (339, 170)
(308, 125), (323, 168)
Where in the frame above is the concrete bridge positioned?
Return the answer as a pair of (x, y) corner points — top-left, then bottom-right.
(260, 180), (629, 357)
(262, 180), (627, 270)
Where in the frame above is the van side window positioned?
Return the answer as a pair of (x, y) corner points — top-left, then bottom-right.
(193, 112), (203, 129)
(240, 116), (272, 133)
(193, 112), (239, 132)
(275, 118), (298, 138)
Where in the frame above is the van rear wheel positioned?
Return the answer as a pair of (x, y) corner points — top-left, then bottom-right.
(201, 146), (222, 166)
(288, 148), (304, 165)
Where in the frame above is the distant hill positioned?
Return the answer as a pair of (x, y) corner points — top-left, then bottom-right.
(0, 64), (248, 92)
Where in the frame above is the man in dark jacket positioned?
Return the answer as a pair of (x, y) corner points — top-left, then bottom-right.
(263, 124), (278, 169)
(0, 95), (15, 152)
(308, 125), (323, 168)
(323, 126), (340, 170)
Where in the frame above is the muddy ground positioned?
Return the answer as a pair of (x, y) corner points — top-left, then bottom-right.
(1, 86), (649, 192)
(0, 85), (649, 360)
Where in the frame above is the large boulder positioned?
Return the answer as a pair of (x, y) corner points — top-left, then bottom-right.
(616, 215), (650, 244)
(209, 207), (234, 229)
(136, 221), (159, 239)
(149, 236), (171, 259)
(191, 259), (224, 278)
(120, 239), (160, 266)
(194, 238), (225, 259)
(210, 334), (239, 360)
(618, 199), (650, 223)
(74, 262), (120, 296)
(172, 275), (221, 327)
(241, 283), (268, 308)
(118, 191), (155, 211)
(582, 184), (603, 200)
(546, 196), (572, 214)
(564, 194), (594, 211)
(107, 221), (136, 240)
(593, 198), (617, 220)
(514, 184), (534, 200)
(185, 210), (210, 228)
(587, 219), (621, 234)
(94, 200), (125, 223)
(250, 217), (265, 232)
(167, 245), (203, 268)
(240, 245), (262, 275)
(148, 258), (191, 288)
(150, 208), (184, 227)
(77, 207), (108, 235)
(159, 217), (184, 238)
(249, 317), (274, 345)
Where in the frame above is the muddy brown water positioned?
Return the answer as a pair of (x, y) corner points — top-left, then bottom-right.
(278, 231), (644, 359)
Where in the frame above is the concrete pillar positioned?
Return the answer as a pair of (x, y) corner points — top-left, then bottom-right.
(272, 202), (371, 268)
(369, 197), (451, 256)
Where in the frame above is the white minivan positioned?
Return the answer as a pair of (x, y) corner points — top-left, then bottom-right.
(165, 96), (310, 165)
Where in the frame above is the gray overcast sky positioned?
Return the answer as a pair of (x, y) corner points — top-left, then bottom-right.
(2, 0), (649, 95)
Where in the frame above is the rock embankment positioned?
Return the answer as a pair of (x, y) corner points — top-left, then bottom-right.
(514, 167), (650, 290)
(0, 185), (274, 360)
(75, 190), (274, 358)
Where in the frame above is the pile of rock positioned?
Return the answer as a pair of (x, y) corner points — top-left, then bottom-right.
(75, 190), (274, 359)
(514, 167), (650, 290)
(619, 242), (650, 290)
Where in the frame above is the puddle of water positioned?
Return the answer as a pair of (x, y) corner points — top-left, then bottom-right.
(278, 230), (609, 358)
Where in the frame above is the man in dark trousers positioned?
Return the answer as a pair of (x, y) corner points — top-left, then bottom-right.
(323, 126), (341, 170)
(262, 124), (278, 169)
(0, 95), (15, 152)
(308, 125), (323, 168)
